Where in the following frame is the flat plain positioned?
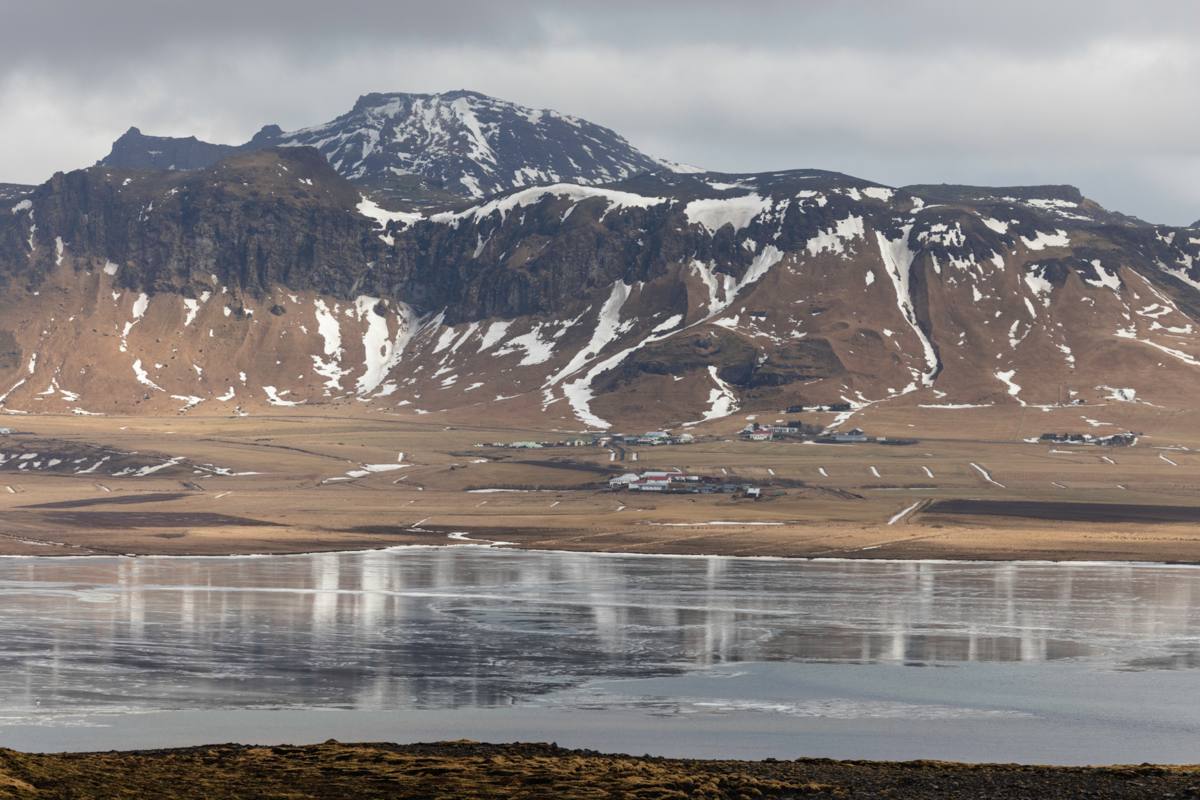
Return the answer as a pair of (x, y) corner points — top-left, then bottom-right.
(2, 398), (1198, 563)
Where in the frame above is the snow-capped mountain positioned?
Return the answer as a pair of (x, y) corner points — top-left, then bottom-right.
(5, 144), (1200, 429)
(98, 90), (673, 206)
(263, 90), (669, 199)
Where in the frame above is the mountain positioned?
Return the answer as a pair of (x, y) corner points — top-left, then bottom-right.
(97, 90), (673, 207)
(101, 127), (244, 172)
(5, 143), (1200, 429)
(0, 184), (33, 204)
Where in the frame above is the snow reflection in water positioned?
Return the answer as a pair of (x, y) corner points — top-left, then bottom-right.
(1, 548), (1199, 719)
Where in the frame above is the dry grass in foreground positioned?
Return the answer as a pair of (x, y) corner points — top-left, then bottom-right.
(1, 741), (1199, 799)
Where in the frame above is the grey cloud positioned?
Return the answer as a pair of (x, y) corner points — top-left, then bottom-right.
(2, 1), (1199, 224)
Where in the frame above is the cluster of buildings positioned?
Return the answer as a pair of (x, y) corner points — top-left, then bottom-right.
(607, 431), (696, 446)
(740, 423), (870, 444)
(478, 438), (596, 450)
(1038, 431), (1138, 447)
(480, 431), (697, 450)
(608, 469), (759, 496)
(785, 402), (853, 413)
(740, 422), (811, 441)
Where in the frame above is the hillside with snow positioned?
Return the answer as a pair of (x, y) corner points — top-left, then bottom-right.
(5, 140), (1200, 428)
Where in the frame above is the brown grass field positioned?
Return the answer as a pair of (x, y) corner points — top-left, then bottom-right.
(2, 399), (1199, 562)
(2, 741), (1199, 799)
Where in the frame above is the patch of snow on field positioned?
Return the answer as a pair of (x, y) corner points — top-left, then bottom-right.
(919, 403), (992, 410)
(888, 501), (921, 525)
(969, 462), (1005, 488)
(132, 457), (183, 478)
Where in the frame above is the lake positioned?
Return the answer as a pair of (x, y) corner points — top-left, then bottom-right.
(2, 546), (1200, 764)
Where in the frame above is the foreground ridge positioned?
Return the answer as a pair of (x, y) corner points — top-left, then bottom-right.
(0, 741), (1196, 799)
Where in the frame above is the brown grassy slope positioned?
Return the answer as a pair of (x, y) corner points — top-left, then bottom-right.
(1, 742), (1199, 799)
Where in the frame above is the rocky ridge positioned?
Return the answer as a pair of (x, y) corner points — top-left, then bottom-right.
(4, 141), (1200, 428)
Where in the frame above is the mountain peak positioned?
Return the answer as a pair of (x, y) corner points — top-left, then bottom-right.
(96, 89), (675, 204)
(101, 126), (241, 172)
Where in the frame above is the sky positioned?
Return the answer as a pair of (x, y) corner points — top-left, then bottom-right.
(3, 0), (1200, 225)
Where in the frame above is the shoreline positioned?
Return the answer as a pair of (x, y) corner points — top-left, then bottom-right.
(0, 740), (1196, 798)
(6, 537), (1200, 569)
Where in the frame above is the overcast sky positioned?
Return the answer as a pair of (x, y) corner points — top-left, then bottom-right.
(4, 0), (1200, 224)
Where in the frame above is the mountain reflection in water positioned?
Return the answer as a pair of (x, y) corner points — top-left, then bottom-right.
(1, 549), (1198, 717)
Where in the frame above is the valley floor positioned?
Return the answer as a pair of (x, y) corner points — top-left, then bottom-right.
(0, 740), (1197, 799)
(2, 402), (1200, 562)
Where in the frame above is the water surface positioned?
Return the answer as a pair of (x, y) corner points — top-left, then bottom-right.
(2, 547), (1200, 762)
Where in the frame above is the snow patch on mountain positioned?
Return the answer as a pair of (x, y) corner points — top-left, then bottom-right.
(876, 228), (939, 386)
(433, 183), (665, 225)
(684, 193), (771, 235)
(1021, 229), (1070, 251)
(806, 215), (865, 257)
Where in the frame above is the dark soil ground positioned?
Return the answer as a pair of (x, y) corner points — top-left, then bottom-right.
(1, 741), (1198, 799)
(925, 498), (1200, 524)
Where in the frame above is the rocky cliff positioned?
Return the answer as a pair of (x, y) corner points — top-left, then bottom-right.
(5, 144), (1200, 428)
